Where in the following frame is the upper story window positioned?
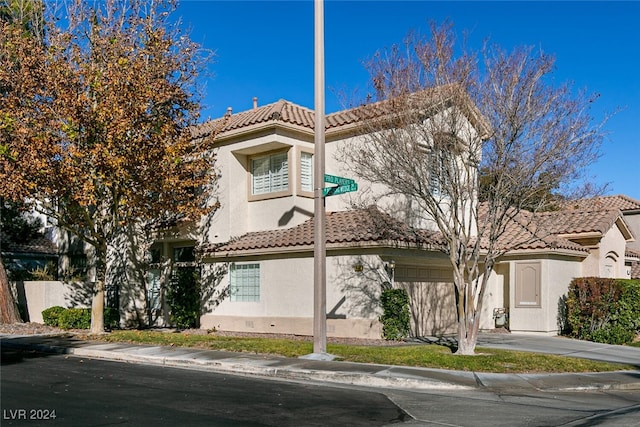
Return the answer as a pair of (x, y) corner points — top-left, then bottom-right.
(251, 151), (289, 196)
(429, 149), (449, 196)
(429, 133), (459, 196)
(300, 151), (313, 193)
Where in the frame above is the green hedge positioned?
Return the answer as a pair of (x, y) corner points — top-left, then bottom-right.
(41, 306), (120, 330)
(565, 278), (640, 345)
(42, 306), (66, 327)
(379, 288), (410, 340)
(58, 308), (91, 329)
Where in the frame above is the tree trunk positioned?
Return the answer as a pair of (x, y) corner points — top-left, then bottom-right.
(0, 257), (23, 323)
(456, 325), (479, 355)
(90, 249), (106, 334)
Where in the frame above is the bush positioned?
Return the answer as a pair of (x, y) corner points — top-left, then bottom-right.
(104, 307), (120, 330)
(58, 308), (91, 329)
(42, 306), (66, 327)
(166, 267), (201, 329)
(42, 306), (121, 330)
(565, 278), (640, 345)
(379, 288), (410, 340)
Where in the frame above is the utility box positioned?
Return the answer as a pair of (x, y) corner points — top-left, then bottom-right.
(493, 307), (508, 328)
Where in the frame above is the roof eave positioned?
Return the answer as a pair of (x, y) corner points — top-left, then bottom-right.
(201, 239), (442, 261)
(214, 121), (314, 143)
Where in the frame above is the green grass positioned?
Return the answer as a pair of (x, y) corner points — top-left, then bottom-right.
(96, 330), (634, 374)
(629, 341), (640, 348)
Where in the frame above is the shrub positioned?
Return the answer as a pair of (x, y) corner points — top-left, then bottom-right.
(104, 307), (120, 330)
(58, 308), (91, 329)
(379, 288), (410, 340)
(565, 278), (640, 345)
(166, 267), (201, 329)
(42, 306), (66, 327)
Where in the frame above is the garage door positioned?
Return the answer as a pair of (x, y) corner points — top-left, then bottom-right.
(394, 266), (456, 337)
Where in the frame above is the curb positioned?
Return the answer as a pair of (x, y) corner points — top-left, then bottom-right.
(3, 337), (640, 392)
(68, 346), (472, 391)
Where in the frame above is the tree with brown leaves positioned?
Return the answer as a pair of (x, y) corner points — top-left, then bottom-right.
(343, 22), (606, 354)
(0, 0), (45, 324)
(0, 0), (217, 332)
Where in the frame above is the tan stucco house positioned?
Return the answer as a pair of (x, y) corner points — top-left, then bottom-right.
(145, 94), (638, 339)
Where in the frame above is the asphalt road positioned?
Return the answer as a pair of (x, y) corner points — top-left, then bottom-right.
(2, 347), (639, 427)
(1, 348), (408, 426)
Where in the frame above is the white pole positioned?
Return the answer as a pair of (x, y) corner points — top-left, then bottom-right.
(312, 0), (327, 356)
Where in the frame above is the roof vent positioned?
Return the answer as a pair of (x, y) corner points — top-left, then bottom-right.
(225, 106), (232, 117)
(253, 97), (258, 111)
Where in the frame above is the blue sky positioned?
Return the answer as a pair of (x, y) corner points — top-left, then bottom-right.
(176, 1), (640, 200)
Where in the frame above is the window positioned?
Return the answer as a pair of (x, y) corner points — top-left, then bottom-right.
(429, 149), (449, 196)
(69, 254), (88, 278)
(300, 151), (313, 193)
(251, 152), (289, 195)
(230, 263), (260, 302)
(148, 268), (162, 311)
(173, 246), (195, 265)
(429, 133), (460, 196)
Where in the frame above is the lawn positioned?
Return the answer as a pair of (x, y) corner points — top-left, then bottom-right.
(97, 330), (634, 374)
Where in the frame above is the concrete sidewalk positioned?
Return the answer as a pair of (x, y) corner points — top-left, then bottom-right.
(2, 333), (639, 393)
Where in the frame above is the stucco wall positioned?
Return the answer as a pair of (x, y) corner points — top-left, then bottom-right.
(506, 257), (581, 334)
(200, 254), (386, 339)
(623, 212), (640, 252)
(596, 223), (629, 278)
(14, 281), (91, 323)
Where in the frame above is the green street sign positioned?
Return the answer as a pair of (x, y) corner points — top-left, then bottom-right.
(323, 182), (358, 197)
(324, 174), (355, 186)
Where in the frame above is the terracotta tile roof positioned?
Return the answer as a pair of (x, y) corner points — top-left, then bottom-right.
(631, 262), (640, 280)
(0, 232), (58, 255)
(192, 99), (316, 140)
(565, 195), (640, 212)
(627, 248), (640, 260)
(534, 208), (625, 236)
(487, 205), (638, 254)
(490, 213), (588, 254)
(191, 84), (490, 141)
(201, 206), (444, 257)
(477, 204), (590, 254)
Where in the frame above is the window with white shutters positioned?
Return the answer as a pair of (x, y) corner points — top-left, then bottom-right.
(300, 151), (313, 192)
(251, 152), (289, 195)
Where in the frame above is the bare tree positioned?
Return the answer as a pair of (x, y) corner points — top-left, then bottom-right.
(342, 22), (605, 354)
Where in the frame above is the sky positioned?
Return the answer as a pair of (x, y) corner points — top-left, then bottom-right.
(174, 1), (640, 200)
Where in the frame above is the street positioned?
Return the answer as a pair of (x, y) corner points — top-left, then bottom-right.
(2, 347), (639, 426)
(1, 348), (407, 426)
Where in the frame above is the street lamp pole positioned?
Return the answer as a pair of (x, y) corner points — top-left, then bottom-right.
(312, 0), (327, 357)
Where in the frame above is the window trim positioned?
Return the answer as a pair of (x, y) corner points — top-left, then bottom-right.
(297, 147), (315, 198)
(247, 149), (292, 201)
(229, 263), (261, 302)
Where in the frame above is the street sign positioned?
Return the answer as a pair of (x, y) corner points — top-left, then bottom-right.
(323, 174), (357, 197)
(324, 174), (355, 186)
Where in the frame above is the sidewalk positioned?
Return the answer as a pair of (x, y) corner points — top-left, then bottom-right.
(2, 333), (639, 393)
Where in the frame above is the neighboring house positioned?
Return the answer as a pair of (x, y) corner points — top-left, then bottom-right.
(1, 232), (59, 280)
(482, 206), (635, 334)
(565, 195), (640, 279)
